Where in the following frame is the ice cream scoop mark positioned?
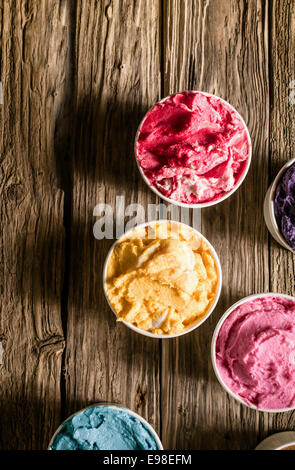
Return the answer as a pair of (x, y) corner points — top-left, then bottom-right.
(151, 311), (168, 329)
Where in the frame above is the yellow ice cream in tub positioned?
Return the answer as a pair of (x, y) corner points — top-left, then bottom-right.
(103, 220), (222, 338)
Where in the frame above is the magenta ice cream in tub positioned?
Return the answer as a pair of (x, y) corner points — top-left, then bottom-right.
(211, 293), (295, 412)
(134, 91), (252, 209)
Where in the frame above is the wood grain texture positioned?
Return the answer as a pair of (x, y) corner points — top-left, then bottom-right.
(270, 0), (295, 295)
(1, 0), (295, 451)
(161, 0), (270, 449)
(268, 0), (295, 433)
(0, 0), (69, 449)
(64, 0), (161, 435)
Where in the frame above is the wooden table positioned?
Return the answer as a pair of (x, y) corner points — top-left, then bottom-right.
(1, 0), (295, 450)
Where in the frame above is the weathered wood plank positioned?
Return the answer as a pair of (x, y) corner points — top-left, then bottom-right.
(270, 0), (295, 295)
(269, 0), (295, 433)
(161, 0), (270, 449)
(0, 0), (69, 449)
(64, 0), (161, 435)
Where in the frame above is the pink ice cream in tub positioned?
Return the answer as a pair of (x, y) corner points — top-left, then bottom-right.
(211, 293), (295, 412)
(135, 91), (251, 208)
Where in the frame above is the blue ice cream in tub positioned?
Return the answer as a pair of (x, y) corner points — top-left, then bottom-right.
(49, 404), (162, 450)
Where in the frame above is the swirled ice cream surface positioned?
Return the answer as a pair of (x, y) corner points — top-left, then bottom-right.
(136, 91), (250, 204)
(50, 406), (159, 450)
(106, 222), (218, 335)
(215, 296), (295, 410)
